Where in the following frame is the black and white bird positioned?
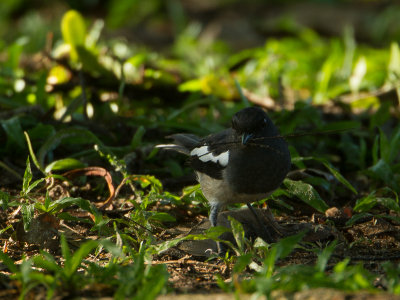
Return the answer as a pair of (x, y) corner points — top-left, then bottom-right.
(157, 107), (291, 249)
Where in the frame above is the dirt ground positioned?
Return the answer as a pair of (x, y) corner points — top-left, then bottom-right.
(2, 182), (400, 299)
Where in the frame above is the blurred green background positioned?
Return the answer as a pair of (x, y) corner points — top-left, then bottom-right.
(1, 1), (400, 298)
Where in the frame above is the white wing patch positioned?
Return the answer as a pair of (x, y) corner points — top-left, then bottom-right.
(190, 146), (229, 167)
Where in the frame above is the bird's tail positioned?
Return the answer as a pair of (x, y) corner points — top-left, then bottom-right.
(155, 133), (201, 156)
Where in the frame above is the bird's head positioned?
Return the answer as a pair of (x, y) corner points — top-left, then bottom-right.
(231, 107), (274, 145)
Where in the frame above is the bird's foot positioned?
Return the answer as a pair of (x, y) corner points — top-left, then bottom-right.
(205, 241), (229, 257)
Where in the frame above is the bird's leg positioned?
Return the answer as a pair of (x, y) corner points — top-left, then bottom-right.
(209, 202), (225, 254)
(247, 203), (274, 243)
(209, 202), (222, 227)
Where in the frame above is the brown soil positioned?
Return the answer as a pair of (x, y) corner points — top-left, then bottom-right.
(1, 183), (400, 299)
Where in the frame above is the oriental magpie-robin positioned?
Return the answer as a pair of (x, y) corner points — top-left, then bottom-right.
(157, 107), (291, 249)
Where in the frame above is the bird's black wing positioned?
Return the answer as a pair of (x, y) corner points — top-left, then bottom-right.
(189, 129), (239, 180)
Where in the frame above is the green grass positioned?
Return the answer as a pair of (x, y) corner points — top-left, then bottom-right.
(1, 5), (400, 299)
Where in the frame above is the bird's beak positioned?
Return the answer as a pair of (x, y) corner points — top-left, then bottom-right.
(241, 133), (254, 145)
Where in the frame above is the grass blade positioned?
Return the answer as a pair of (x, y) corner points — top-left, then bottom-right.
(24, 132), (46, 175)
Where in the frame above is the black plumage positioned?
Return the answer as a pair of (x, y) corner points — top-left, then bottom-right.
(157, 106), (291, 252)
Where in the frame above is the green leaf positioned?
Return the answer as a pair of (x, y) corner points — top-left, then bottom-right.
(20, 258), (34, 284)
(316, 241), (337, 272)
(354, 194), (377, 213)
(48, 197), (99, 216)
(370, 102), (391, 130)
(21, 156), (46, 195)
(292, 156), (357, 194)
(321, 160), (357, 194)
(60, 234), (72, 264)
(234, 79), (250, 106)
(0, 251), (18, 273)
(234, 253), (253, 273)
(22, 156), (32, 194)
(229, 216), (245, 253)
(86, 19), (104, 48)
(314, 43), (340, 104)
(262, 231), (305, 279)
(148, 212), (176, 222)
(178, 78), (203, 92)
(263, 246), (278, 278)
(132, 264), (169, 300)
(0, 160), (23, 181)
(204, 225), (231, 240)
(60, 95), (86, 122)
(253, 237), (270, 249)
(61, 10), (86, 46)
(5, 39), (27, 71)
(333, 257), (350, 274)
(163, 159), (184, 178)
(376, 197), (400, 212)
(37, 128), (106, 168)
(368, 159), (400, 193)
(45, 158), (85, 173)
(44, 191), (51, 211)
(0, 190), (10, 210)
(21, 203), (35, 231)
(388, 126), (400, 164)
(320, 120), (361, 132)
(388, 42), (400, 79)
(65, 240), (99, 278)
(345, 212), (372, 226)
(382, 262), (400, 294)
(76, 46), (112, 75)
(349, 56), (367, 93)
(372, 134), (379, 165)
(1, 116), (25, 149)
(382, 214), (400, 225)
(24, 132), (46, 175)
(130, 126), (146, 150)
(274, 230), (306, 260)
(27, 123), (56, 141)
(150, 236), (188, 254)
(353, 191), (399, 213)
(283, 178), (329, 213)
(289, 148), (306, 169)
(24, 178), (45, 195)
(33, 253), (61, 273)
(379, 128), (390, 162)
(27, 272), (56, 289)
(61, 10), (86, 61)
(98, 239), (124, 258)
